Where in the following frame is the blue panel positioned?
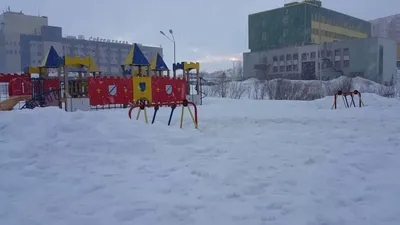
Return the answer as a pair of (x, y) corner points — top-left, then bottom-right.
(155, 53), (168, 70)
(44, 46), (63, 67)
(132, 43), (150, 65)
(173, 62), (184, 71)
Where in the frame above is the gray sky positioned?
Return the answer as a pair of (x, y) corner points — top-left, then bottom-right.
(4, 0), (400, 72)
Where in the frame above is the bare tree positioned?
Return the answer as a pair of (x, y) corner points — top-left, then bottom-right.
(215, 72), (229, 98)
(228, 82), (246, 99)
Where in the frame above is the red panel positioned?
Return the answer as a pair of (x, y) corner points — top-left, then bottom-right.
(151, 76), (187, 104)
(173, 77), (187, 102)
(151, 76), (164, 104)
(43, 78), (60, 92)
(88, 77), (108, 105)
(89, 76), (134, 106)
(8, 78), (32, 96)
(114, 77), (132, 104)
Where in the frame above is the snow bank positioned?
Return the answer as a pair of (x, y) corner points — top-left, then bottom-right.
(1, 95), (400, 224)
(203, 76), (397, 100)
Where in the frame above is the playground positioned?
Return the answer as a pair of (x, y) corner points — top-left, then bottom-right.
(0, 43), (204, 128)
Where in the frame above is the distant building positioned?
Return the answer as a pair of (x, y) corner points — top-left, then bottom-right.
(0, 10), (162, 74)
(248, 0), (371, 52)
(243, 37), (397, 85)
(370, 14), (400, 43)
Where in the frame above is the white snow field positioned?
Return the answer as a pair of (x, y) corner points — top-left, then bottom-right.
(1, 94), (400, 225)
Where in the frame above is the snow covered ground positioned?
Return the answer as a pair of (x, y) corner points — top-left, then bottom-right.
(1, 94), (400, 225)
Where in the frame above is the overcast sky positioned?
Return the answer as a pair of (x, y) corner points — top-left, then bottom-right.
(3, 0), (400, 72)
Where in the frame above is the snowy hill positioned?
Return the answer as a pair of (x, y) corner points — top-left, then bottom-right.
(1, 95), (400, 224)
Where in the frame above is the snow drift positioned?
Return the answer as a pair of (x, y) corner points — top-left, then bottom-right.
(203, 76), (397, 100)
(1, 94), (400, 225)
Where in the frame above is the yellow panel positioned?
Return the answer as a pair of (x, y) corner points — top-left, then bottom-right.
(312, 35), (339, 43)
(311, 20), (368, 44)
(397, 44), (400, 60)
(64, 56), (101, 72)
(132, 77), (152, 103)
(123, 46), (134, 65)
(183, 62), (200, 71)
(150, 54), (157, 70)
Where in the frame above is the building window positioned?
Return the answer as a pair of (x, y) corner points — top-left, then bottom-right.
(343, 48), (349, 56)
(286, 65), (293, 71)
(279, 55), (284, 61)
(273, 56), (278, 62)
(293, 64), (298, 71)
(310, 52), (316, 60)
(334, 49), (341, 58)
(293, 53), (298, 60)
(301, 53), (307, 61)
(37, 52), (42, 56)
(327, 50), (332, 57)
(286, 54), (292, 61)
(334, 61), (341, 68)
(273, 66), (278, 73)
(279, 66), (285, 72)
(343, 48), (349, 67)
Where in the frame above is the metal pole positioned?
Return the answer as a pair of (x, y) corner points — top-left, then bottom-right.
(319, 12), (323, 97)
(173, 41), (176, 64)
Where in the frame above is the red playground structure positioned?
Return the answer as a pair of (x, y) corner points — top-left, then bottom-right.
(0, 44), (203, 129)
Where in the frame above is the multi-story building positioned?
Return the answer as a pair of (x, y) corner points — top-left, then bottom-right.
(370, 14), (400, 43)
(248, 0), (371, 52)
(0, 10), (162, 74)
(370, 14), (400, 62)
(243, 37), (397, 85)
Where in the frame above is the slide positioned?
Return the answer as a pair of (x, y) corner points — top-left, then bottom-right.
(0, 95), (32, 111)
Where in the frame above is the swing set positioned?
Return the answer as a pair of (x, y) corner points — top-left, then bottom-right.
(128, 99), (198, 129)
(331, 90), (364, 109)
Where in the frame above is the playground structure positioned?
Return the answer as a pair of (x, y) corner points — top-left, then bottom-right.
(0, 95), (31, 111)
(0, 43), (203, 129)
(332, 90), (364, 109)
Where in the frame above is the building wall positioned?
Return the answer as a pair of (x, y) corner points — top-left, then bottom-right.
(248, 1), (370, 52)
(19, 28), (162, 74)
(378, 38), (397, 84)
(370, 14), (400, 43)
(0, 11), (162, 74)
(0, 11), (49, 72)
(243, 37), (396, 85)
(309, 6), (370, 44)
(248, 3), (309, 51)
(1, 11), (48, 35)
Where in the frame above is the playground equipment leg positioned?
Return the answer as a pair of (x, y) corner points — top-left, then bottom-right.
(180, 105), (185, 129)
(135, 105), (148, 124)
(187, 106), (198, 129)
(151, 106), (159, 124)
(168, 105), (176, 126)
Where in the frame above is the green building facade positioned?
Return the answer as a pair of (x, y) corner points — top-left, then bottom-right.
(248, 1), (371, 52)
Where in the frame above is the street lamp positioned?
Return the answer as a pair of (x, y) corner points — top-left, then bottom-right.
(160, 29), (176, 64)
